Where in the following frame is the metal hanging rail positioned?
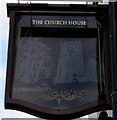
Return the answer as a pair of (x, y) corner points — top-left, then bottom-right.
(17, 0), (103, 2)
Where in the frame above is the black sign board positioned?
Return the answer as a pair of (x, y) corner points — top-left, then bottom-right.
(6, 4), (112, 119)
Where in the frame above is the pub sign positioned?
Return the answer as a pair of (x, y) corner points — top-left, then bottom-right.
(5, 3), (112, 119)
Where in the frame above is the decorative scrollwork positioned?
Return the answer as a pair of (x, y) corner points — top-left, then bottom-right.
(38, 89), (88, 103)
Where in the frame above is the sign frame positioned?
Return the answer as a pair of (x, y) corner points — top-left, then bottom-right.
(6, 4), (112, 119)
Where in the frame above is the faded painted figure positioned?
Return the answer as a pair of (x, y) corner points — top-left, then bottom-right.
(54, 41), (97, 85)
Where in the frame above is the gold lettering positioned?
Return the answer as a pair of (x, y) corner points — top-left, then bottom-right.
(32, 20), (43, 25)
(68, 20), (86, 26)
(32, 19), (87, 26)
(44, 20), (49, 25)
(83, 21), (86, 26)
(32, 20), (36, 24)
(36, 20), (43, 25)
(44, 20), (67, 25)
(80, 21), (83, 25)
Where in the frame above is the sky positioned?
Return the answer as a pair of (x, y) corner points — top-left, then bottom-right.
(0, 0), (109, 119)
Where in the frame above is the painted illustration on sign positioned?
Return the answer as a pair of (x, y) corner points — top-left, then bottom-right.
(12, 36), (99, 109)
(11, 15), (101, 110)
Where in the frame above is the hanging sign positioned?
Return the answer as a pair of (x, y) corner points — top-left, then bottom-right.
(5, 3), (112, 119)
